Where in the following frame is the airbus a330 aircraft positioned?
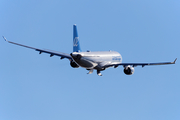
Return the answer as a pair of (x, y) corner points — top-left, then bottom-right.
(3, 24), (177, 76)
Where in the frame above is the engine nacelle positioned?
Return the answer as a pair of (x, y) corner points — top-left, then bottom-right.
(124, 66), (135, 75)
(70, 61), (79, 68)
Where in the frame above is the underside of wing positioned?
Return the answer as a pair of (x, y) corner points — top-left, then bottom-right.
(3, 36), (72, 60)
(104, 58), (177, 68)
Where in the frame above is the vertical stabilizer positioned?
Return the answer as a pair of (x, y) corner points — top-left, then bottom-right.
(73, 24), (81, 52)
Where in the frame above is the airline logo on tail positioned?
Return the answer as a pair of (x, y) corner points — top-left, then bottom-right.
(73, 37), (79, 47)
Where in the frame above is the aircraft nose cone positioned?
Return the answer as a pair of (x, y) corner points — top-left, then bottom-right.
(70, 53), (82, 60)
(76, 54), (82, 59)
(70, 52), (77, 57)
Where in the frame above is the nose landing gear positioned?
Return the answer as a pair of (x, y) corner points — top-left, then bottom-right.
(87, 69), (93, 74)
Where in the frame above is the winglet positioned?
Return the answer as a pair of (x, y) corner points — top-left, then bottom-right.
(2, 36), (8, 42)
(173, 58), (177, 64)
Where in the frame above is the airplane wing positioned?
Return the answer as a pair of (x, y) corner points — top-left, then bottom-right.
(105, 58), (177, 68)
(3, 36), (72, 60)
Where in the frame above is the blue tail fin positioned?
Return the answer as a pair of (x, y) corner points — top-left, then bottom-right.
(73, 24), (81, 52)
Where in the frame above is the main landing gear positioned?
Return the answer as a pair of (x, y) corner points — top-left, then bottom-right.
(87, 69), (103, 76)
(97, 70), (102, 76)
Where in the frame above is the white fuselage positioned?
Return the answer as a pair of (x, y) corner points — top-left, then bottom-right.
(71, 51), (122, 70)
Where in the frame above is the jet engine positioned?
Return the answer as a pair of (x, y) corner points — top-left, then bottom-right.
(124, 65), (135, 75)
(70, 61), (79, 68)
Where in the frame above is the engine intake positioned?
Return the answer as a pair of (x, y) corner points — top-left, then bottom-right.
(70, 61), (79, 68)
(124, 66), (134, 75)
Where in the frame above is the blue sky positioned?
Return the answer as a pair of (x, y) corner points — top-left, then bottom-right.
(0, 0), (179, 120)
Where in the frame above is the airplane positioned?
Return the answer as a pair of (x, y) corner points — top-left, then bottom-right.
(3, 24), (177, 76)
